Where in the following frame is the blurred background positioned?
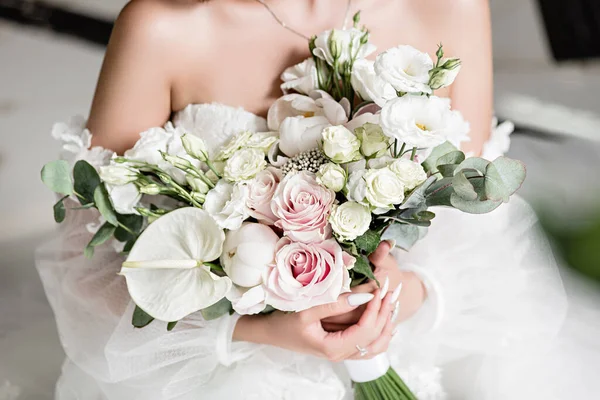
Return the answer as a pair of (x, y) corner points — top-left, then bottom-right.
(1, 0), (599, 398)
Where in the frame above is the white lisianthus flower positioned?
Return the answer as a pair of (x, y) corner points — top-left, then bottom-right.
(380, 95), (458, 148)
(246, 132), (278, 154)
(316, 162), (347, 192)
(221, 223), (279, 287)
(355, 123), (391, 158)
(215, 131), (253, 161)
(346, 169), (368, 205)
(375, 45), (434, 94)
(389, 159), (428, 191)
(329, 202), (372, 242)
(312, 28), (376, 67)
(351, 59), (397, 107)
(181, 134), (209, 162)
(186, 175), (210, 194)
(99, 165), (138, 186)
(364, 168), (405, 213)
(223, 148), (267, 183)
(204, 180), (250, 230)
(106, 183), (141, 215)
(429, 58), (462, 90)
(281, 58), (319, 95)
(322, 125), (361, 164)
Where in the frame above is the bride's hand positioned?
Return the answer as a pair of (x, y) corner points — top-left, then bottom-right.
(234, 290), (395, 362)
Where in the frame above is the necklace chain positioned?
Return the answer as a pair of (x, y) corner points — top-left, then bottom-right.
(254, 0), (354, 41)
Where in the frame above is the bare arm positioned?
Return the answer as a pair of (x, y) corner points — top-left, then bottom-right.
(88, 1), (175, 154)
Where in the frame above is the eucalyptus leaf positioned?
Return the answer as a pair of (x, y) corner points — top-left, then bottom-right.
(416, 211), (436, 221)
(94, 184), (119, 226)
(437, 164), (458, 177)
(115, 213), (144, 242)
(123, 238), (136, 254)
(70, 203), (95, 210)
(53, 196), (67, 223)
(352, 256), (377, 282)
(201, 297), (233, 321)
(425, 177), (454, 207)
(457, 157), (490, 175)
(381, 223), (426, 251)
(450, 193), (502, 214)
(422, 141), (459, 172)
(452, 171), (478, 201)
(167, 321), (178, 331)
(41, 160), (73, 195)
(132, 305), (155, 328)
(401, 176), (437, 209)
(88, 222), (116, 247)
(84, 245), (94, 259)
(436, 150), (465, 167)
(354, 230), (381, 255)
(484, 157), (526, 202)
(73, 160), (101, 204)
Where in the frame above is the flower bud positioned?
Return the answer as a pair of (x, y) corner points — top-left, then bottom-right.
(322, 125), (362, 164)
(328, 29), (341, 60)
(316, 162), (347, 192)
(355, 123), (390, 158)
(139, 184), (162, 195)
(181, 134), (209, 162)
(99, 165), (138, 186)
(429, 58), (462, 90)
(191, 191), (206, 204)
(186, 175), (210, 194)
(352, 11), (361, 27)
(161, 152), (193, 170)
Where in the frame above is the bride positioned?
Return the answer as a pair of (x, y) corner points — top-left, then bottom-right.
(37, 0), (573, 399)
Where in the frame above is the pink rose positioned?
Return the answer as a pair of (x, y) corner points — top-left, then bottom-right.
(246, 167), (282, 225)
(264, 238), (354, 311)
(271, 171), (335, 243)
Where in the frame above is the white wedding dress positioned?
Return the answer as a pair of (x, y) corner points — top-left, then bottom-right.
(36, 103), (592, 399)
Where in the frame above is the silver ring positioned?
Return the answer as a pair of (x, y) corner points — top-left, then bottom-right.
(356, 344), (368, 357)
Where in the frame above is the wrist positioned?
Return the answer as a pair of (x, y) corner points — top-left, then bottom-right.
(232, 313), (270, 344)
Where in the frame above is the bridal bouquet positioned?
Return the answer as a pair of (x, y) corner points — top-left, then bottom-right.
(41, 13), (524, 400)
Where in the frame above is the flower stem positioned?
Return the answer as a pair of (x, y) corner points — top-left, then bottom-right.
(410, 147), (417, 161)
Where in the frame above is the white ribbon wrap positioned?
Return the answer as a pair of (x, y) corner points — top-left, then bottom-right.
(343, 353), (391, 383)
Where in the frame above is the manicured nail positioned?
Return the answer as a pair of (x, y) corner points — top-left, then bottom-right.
(385, 239), (396, 249)
(390, 283), (403, 304)
(348, 293), (375, 307)
(391, 301), (400, 322)
(379, 277), (390, 299)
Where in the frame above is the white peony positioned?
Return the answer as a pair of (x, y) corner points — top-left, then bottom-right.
(351, 59), (397, 107)
(375, 45), (433, 94)
(355, 123), (390, 158)
(329, 202), (372, 242)
(363, 168), (405, 213)
(380, 95), (460, 149)
(215, 131), (253, 161)
(312, 28), (376, 67)
(389, 159), (428, 191)
(99, 165), (138, 186)
(281, 58), (319, 95)
(316, 162), (347, 192)
(322, 125), (361, 164)
(204, 180), (249, 230)
(106, 183), (141, 215)
(223, 148), (267, 183)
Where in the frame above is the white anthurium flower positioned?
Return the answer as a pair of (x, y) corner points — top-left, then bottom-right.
(99, 165), (138, 186)
(312, 28), (376, 67)
(281, 58), (319, 95)
(375, 45), (434, 94)
(120, 208), (231, 322)
(106, 183), (142, 215)
(351, 59), (397, 107)
(226, 285), (267, 315)
(204, 180), (250, 230)
(329, 202), (372, 242)
(380, 95), (459, 149)
(267, 92), (348, 157)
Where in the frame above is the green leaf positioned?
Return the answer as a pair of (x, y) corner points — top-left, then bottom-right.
(425, 177), (454, 207)
(436, 150), (465, 167)
(437, 164), (458, 177)
(114, 213), (144, 242)
(94, 184), (118, 226)
(167, 321), (178, 331)
(484, 157), (527, 202)
(415, 211), (436, 221)
(201, 297), (233, 321)
(401, 176), (437, 209)
(73, 160), (101, 205)
(53, 196), (68, 223)
(450, 194), (502, 214)
(84, 245), (94, 259)
(452, 171), (478, 201)
(354, 230), (381, 255)
(123, 237), (137, 253)
(457, 157), (490, 175)
(381, 223), (427, 251)
(88, 222), (116, 247)
(132, 305), (155, 328)
(70, 203), (95, 210)
(41, 160), (73, 195)
(352, 256), (376, 282)
(397, 218), (431, 228)
(422, 141), (458, 172)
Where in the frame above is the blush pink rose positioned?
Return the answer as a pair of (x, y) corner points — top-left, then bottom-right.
(246, 167), (282, 225)
(264, 237), (355, 312)
(271, 171), (335, 243)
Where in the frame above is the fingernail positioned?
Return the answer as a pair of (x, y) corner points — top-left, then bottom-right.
(390, 283), (403, 304)
(391, 301), (400, 322)
(385, 239), (396, 249)
(379, 276), (390, 299)
(348, 293), (375, 307)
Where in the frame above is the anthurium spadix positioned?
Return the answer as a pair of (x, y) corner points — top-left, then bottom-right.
(120, 208), (231, 322)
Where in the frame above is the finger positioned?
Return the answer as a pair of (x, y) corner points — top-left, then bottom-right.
(374, 292), (395, 332)
(369, 241), (392, 265)
(347, 316), (395, 360)
(308, 292), (374, 321)
(351, 281), (379, 293)
(321, 306), (364, 325)
(321, 322), (352, 333)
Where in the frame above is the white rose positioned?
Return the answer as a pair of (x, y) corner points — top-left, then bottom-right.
(429, 58), (461, 90)
(380, 95), (458, 149)
(322, 125), (361, 163)
(204, 180), (249, 230)
(351, 59), (397, 107)
(374, 45), (433, 94)
(281, 58), (319, 95)
(106, 183), (141, 215)
(313, 28), (376, 67)
(346, 169), (368, 205)
(221, 223), (279, 287)
(223, 148), (267, 183)
(354, 123), (390, 158)
(215, 131), (253, 161)
(316, 162), (347, 192)
(99, 165), (138, 186)
(329, 202), (372, 242)
(389, 159), (427, 191)
(364, 168), (405, 214)
(246, 132), (278, 154)
(181, 134), (209, 162)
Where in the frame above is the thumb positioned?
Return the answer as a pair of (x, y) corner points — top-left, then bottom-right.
(368, 241), (393, 265)
(307, 292), (375, 321)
